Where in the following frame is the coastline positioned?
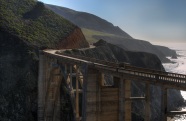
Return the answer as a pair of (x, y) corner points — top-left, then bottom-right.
(161, 44), (186, 121)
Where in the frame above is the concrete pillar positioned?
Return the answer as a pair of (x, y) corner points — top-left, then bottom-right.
(38, 51), (47, 121)
(145, 83), (150, 121)
(118, 77), (124, 121)
(124, 80), (131, 121)
(85, 68), (98, 121)
(161, 87), (167, 121)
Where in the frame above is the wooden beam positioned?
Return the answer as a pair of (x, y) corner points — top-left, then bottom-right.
(167, 111), (186, 115)
(81, 64), (88, 121)
(76, 66), (80, 121)
(73, 89), (83, 93)
(100, 73), (105, 86)
(125, 97), (145, 101)
(70, 65), (73, 90)
(161, 87), (167, 121)
(145, 83), (150, 121)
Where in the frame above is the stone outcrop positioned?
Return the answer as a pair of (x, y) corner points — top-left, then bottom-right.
(155, 45), (178, 59)
(57, 27), (89, 49)
(93, 35), (171, 63)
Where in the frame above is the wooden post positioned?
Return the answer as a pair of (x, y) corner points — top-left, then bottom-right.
(145, 83), (150, 121)
(124, 80), (131, 121)
(38, 51), (46, 121)
(76, 66), (80, 121)
(100, 73), (104, 86)
(70, 65), (73, 89)
(161, 87), (167, 121)
(65, 64), (67, 74)
(81, 64), (88, 121)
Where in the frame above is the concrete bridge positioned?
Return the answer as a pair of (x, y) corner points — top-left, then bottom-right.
(38, 49), (186, 121)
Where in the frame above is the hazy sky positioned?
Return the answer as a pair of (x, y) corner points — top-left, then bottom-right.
(39, 0), (186, 43)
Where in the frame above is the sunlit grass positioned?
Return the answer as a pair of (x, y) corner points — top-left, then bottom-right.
(81, 28), (121, 43)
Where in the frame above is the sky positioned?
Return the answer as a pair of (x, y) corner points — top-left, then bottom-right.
(39, 0), (186, 43)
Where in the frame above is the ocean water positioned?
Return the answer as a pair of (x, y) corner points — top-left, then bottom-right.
(153, 42), (186, 121)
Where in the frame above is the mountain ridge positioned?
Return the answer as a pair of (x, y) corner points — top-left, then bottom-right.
(45, 4), (132, 38)
(46, 4), (177, 63)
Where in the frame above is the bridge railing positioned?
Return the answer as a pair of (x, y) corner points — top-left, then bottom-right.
(56, 52), (118, 67)
(54, 52), (186, 85)
(118, 68), (186, 85)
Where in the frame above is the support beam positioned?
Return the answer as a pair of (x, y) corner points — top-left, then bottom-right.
(161, 87), (167, 121)
(167, 111), (186, 115)
(118, 77), (124, 121)
(100, 73), (105, 86)
(125, 97), (145, 101)
(81, 64), (88, 121)
(70, 65), (73, 90)
(145, 83), (150, 121)
(76, 66), (80, 121)
(124, 79), (131, 121)
(85, 68), (99, 121)
(38, 51), (46, 121)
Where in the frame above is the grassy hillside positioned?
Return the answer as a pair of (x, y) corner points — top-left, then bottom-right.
(0, 0), (76, 48)
(81, 28), (123, 43)
(0, 0), (88, 120)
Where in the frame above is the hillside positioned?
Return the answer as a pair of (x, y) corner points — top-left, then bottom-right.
(46, 4), (177, 63)
(93, 35), (171, 62)
(0, 0), (89, 120)
(0, 0), (89, 49)
(45, 4), (132, 38)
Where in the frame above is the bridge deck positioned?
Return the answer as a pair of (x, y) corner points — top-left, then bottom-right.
(43, 50), (186, 91)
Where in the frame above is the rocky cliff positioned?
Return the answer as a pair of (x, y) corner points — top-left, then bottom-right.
(93, 36), (171, 63)
(155, 45), (177, 59)
(46, 4), (177, 63)
(59, 40), (185, 121)
(0, 0), (89, 120)
(56, 27), (89, 49)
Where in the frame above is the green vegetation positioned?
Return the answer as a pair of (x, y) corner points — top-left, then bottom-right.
(81, 28), (122, 43)
(0, 0), (76, 48)
(64, 50), (71, 54)
(72, 48), (79, 52)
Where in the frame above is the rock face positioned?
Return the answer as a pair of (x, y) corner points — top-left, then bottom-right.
(93, 36), (171, 63)
(0, 30), (38, 121)
(155, 45), (177, 59)
(0, 0), (89, 120)
(60, 40), (184, 121)
(57, 27), (89, 49)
